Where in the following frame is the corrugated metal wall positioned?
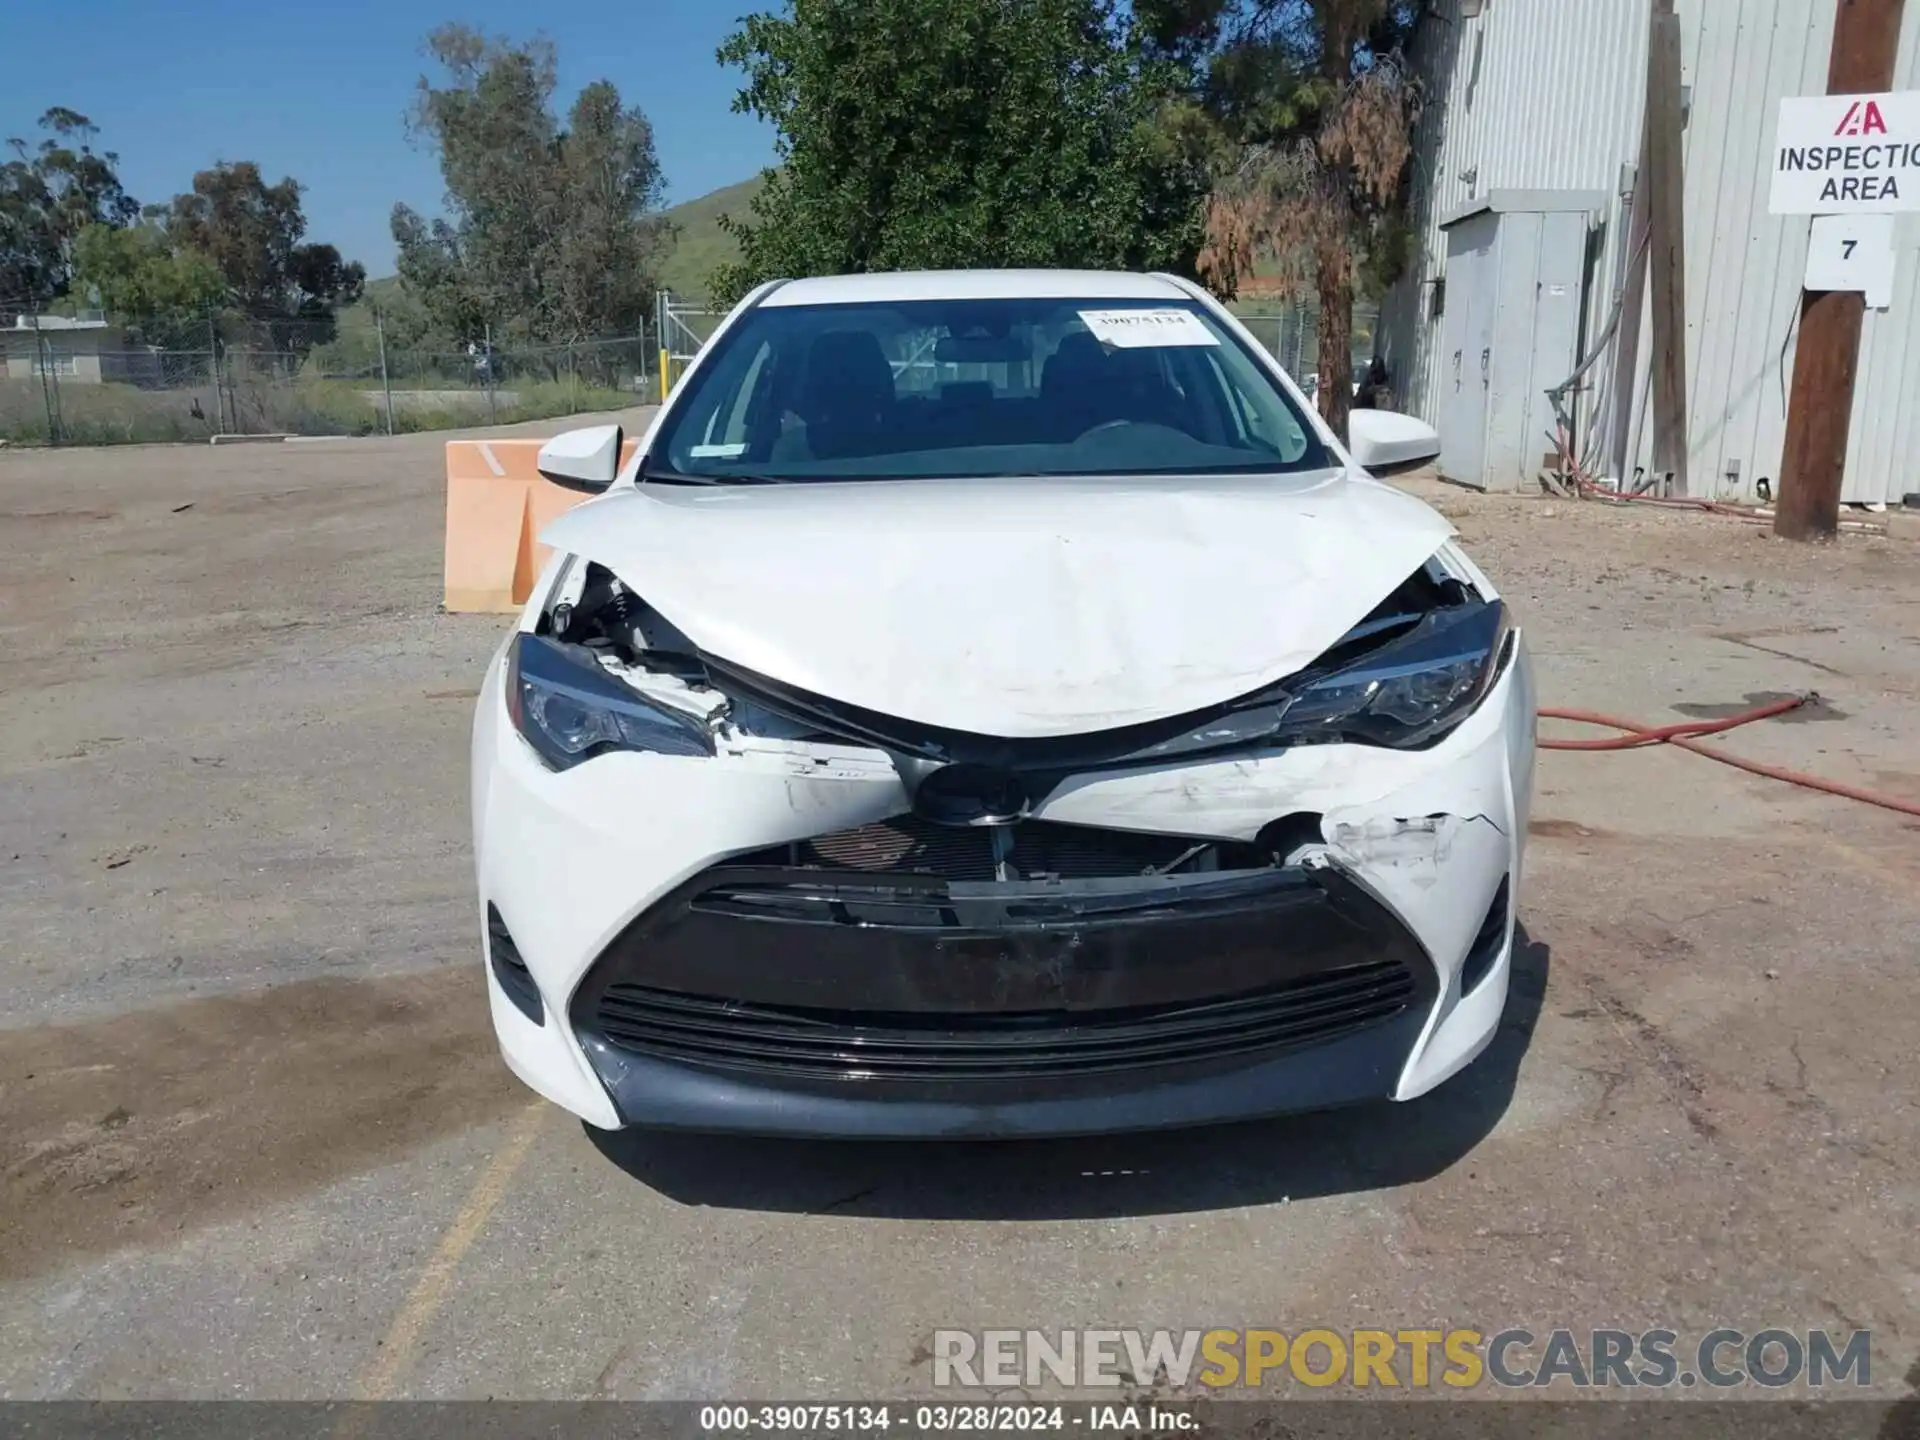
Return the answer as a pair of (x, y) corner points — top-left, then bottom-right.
(1382, 0), (1649, 452)
(1380, 0), (1920, 505)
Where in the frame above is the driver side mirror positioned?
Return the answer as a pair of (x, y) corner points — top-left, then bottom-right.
(536, 424), (624, 493)
(1346, 410), (1440, 479)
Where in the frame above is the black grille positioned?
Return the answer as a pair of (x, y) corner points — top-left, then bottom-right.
(487, 904), (544, 1025)
(594, 960), (1417, 1083)
(1457, 877), (1510, 996)
(752, 814), (1243, 882)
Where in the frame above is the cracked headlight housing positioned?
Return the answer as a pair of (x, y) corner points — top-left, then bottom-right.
(507, 633), (714, 770)
(1279, 600), (1512, 749)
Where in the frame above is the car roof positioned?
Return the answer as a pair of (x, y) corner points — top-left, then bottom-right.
(759, 269), (1194, 307)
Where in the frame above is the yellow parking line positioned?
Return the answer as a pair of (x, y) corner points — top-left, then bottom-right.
(354, 1099), (548, 1400)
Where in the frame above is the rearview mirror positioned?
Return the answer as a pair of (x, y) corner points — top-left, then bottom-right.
(1346, 410), (1440, 479)
(536, 424), (624, 493)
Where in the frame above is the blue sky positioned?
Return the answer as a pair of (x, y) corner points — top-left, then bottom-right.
(1, 0), (775, 277)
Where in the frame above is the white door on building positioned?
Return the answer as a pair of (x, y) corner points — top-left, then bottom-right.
(1438, 210), (1498, 488)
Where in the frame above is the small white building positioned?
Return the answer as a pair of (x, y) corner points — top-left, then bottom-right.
(1377, 0), (1920, 506)
(3, 314), (160, 385)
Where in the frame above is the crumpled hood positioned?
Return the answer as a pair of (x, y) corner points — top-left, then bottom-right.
(540, 471), (1454, 738)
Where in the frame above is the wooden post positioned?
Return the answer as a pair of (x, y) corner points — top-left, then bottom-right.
(483, 320), (497, 425)
(1645, 0), (1690, 496)
(29, 310), (61, 445)
(1607, 128), (1652, 486)
(375, 306), (395, 437)
(1775, 0), (1908, 540)
(206, 310), (224, 436)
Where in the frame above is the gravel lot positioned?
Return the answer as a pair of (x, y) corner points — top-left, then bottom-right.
(1, 421), (1916, 1401)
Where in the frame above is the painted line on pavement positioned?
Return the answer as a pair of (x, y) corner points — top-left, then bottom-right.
(353, 1099), (548, 1400)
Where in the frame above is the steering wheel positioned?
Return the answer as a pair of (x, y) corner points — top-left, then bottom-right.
(1078, 418), (1133, 438)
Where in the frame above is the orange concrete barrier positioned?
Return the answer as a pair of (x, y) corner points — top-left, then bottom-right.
(443, 437), (638, 612)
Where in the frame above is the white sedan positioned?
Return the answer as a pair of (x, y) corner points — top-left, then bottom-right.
(471, 269), (1535, 1138)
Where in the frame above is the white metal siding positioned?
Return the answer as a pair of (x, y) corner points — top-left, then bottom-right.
(1837, 20), (1920, 505)
(1384, 0), (1649, 436)
(1652, 0), (1920, 503)
(1381, 0), (1920, 505)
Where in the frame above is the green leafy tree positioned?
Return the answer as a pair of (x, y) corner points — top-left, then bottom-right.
(392, 25), (671, 345)
(71, 220), (225, 349)
(710, 0), (1211, 306)
(166, 161), (366, 351)
(0, 108), (140, 317)
(1145, 0), (1422, 435)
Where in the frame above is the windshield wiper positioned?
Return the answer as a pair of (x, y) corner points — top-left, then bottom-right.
(640, 467), (785, 486)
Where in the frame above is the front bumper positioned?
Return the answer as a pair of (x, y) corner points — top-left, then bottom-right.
(567, 860), (1439, 1137)
(472, 628), (1535, 1137)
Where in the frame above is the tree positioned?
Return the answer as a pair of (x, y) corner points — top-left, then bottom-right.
(166, 161), (366, 350)
(392, 25), (671, 345)
(71, 220), (224, 349)
(710, 0), (1211, 305)
(0, 108), (140, 317)
(1149, 0), (1422, 437)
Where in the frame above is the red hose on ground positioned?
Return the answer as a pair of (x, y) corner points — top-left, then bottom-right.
(1562, 472), (1759, 517)
(1538, 695), (1920, 818)
(1545, 423), (1759, 516)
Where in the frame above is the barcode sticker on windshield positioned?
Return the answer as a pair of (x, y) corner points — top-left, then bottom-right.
(1077, 308), (1219, 348)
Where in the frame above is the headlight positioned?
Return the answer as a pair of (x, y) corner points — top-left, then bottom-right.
(506, 633), (713, 770)
(1277, 600), (1511, 748)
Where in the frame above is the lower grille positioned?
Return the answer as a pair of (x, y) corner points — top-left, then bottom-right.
(487, 904), (544, 1025)
(750, 814), (1248, 882)
(594, 960), (1417, 1083)
(1458, 877), (1510, 996)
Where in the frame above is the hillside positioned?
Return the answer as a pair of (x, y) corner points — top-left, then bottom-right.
(654, 175), (764, 302)
(330, 274), (406, 344)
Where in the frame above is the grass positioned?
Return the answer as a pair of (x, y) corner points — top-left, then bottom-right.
(654, 175), (765, 303)
(0, 376), (635, 447)
(328, 274), (409, 345)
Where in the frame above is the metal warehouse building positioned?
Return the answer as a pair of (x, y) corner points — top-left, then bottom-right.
(1377, 0), (1919, 505)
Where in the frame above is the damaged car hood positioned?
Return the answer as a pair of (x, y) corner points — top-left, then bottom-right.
(541, 471), (1455, 738)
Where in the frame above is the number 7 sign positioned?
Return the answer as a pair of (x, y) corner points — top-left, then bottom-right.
(1803, 214), (1896, 307)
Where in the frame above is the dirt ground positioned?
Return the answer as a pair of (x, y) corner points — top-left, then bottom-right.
(1, 425), (1916, 1402)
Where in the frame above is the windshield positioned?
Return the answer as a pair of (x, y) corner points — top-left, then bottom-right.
(648, 295), (1333, 483)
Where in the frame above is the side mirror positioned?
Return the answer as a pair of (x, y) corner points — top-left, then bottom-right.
(1346, 410), (1440, 479)
(536, 424), (624, 493)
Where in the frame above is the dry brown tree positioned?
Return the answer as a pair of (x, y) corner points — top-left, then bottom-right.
(1200, 51), (1419, 438)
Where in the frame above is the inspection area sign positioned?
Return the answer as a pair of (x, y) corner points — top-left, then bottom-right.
(1769, 91), (1920, 214)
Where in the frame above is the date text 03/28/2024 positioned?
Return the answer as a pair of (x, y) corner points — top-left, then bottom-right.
(698, 1405), (1191, 1433)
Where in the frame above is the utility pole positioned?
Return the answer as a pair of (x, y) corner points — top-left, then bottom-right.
(1607, 131), (1652, 487)
(1645, 0), (1690, 496)
(1776, 0), (1908, 540)
(375, 306), (395, 437)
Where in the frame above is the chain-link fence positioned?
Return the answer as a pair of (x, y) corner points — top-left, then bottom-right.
(658, 292), (726, 397)
(3, 297), (1382, 447)
(1230, 299), (1382, 398)
(2, 315), (660, 447)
